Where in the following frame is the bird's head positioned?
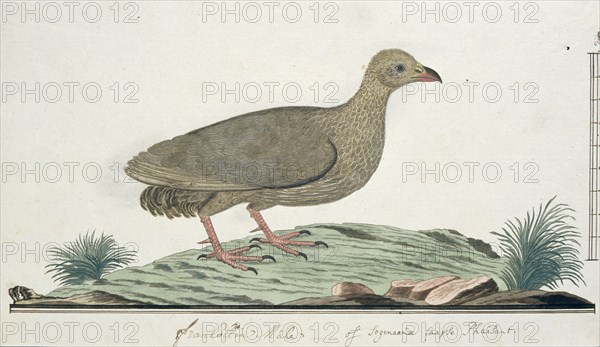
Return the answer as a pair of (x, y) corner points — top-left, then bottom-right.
(366, 49), (442, 89)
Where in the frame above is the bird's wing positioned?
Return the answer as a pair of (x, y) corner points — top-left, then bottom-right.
(125, 107), (337, 190)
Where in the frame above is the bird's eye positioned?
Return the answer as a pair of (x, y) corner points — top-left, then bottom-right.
(395, 64), (406, 73)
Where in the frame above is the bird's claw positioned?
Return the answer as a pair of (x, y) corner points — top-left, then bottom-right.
(248, 229), (325, 259)
(262, 255), (276, 262)
(247, 267), (258, 275)
(315, 241), (329, 248)
(197, 244), (262, 261)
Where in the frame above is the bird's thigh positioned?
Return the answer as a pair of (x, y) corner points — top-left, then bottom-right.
(198, 192), (247, 216)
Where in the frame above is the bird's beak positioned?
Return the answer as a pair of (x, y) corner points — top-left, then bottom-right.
(413, 65), (442, 83)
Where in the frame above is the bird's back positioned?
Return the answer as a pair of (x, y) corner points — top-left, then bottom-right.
(125, 106), (339, 191)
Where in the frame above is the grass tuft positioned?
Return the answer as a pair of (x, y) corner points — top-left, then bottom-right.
(45, 231), (137, 286)
(491, 196), (585, 290)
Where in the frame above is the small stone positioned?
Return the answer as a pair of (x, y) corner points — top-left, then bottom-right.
(408, 276), (460, 300)
(425, 276), (499, 305)
(8, 286), (41, 302)
(384, 279), (420, 298)
(331, 282), (375, 296)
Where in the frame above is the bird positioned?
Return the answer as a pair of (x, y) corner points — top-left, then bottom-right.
(125, 49), (442, 274)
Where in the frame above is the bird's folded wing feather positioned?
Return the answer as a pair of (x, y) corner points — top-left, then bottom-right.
(125, 107), (337, 191)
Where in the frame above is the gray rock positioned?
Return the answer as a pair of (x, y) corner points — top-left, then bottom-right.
(331, 282), (375, 297)
(8, 286), (41, 303)
(425, 276), (499, 305)
(384, 279), (420, 298)
(408, 276), (460, 300)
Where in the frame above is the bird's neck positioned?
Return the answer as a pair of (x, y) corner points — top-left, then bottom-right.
(342, 72), (394, 116)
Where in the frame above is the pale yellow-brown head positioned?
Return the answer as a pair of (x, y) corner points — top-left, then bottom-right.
(366, 49), (442, 89)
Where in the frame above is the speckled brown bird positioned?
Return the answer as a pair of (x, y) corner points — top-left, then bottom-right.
(125, 49), (441, 274)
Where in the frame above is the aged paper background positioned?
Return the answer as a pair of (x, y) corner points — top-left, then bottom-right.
(1, 0), (599, 346)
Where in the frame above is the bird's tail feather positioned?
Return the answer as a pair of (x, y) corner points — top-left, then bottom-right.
(140, 186), (214, 219)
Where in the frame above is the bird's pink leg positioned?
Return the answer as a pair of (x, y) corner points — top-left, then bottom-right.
(248, 209), (328, 259)
(197, 216), (275, 274)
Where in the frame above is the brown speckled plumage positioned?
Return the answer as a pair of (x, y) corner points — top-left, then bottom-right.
(125, 49), (441, 219)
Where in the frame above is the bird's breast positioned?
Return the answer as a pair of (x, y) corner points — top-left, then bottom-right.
(324, 109), (387, 192)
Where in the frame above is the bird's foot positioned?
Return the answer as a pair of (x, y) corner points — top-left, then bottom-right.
(197, 244), (275, 274)
(250, 230), (328, 260)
